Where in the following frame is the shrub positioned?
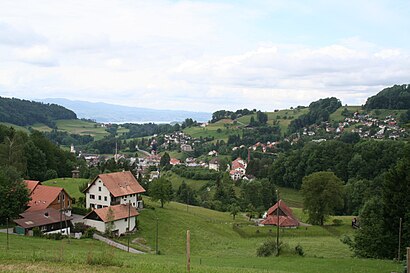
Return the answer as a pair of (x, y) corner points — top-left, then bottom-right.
(83, 227), (96, 238)
(32, 227), (42, 237)
(295, 244), (305, 256)
(256, 239), (283, 257)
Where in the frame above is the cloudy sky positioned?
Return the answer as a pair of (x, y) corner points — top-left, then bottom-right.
(0, 0), (409, 112)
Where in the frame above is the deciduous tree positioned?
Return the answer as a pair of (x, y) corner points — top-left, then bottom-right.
(301, 171), (344, 225)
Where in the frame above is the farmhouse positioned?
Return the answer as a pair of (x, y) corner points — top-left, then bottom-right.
(83, 204), (138, 236)
(230, 157), (247, 180)
(260, 199), (300, 227)
(209, 157), (220, 171)
(25, 180), (72, 216)
(83, 171), (146, 210)
(14, 208), (73, 236)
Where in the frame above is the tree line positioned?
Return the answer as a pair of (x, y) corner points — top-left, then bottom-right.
(0, 97), (77, 127)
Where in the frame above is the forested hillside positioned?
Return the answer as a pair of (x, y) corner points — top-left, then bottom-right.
(0, 97), (77, 127)
(364, 84), (410, 109)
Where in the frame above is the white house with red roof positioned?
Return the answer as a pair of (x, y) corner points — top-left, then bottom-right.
(230, 157), (247, 180)
(83, 204), (138, 236)
(83, 171), (146, 210)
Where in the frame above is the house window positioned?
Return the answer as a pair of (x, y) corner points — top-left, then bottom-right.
(90, 194), (95, 199)
(98, 187), (101, 191)
(104, 196), (107, 201)
(57, 195), (60, 203)
(62, 194), (65, 201)
(97, 205), (102, 209)
(98, 196), (101, 200)
(124, 218), (127, 222)
(90, 204), (95, 208)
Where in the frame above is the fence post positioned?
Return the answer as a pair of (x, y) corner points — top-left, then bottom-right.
(187, 230), (191, 272)
(407, 247), (410, 273)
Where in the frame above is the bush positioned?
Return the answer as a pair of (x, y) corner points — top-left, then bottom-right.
(45, 233), (66, 240)
(295, 244), (305, 256)
(83, 227), (96, 238)
(72, 222), (89, 233)
(32, 227), (42, 237)
(256, 239), (283, 257)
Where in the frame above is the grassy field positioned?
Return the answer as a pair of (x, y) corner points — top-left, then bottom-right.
(42, 178), (89, 200)
(277, 187), (303, 208)
(0, 197), (402, 272)
(55, 119), (109, 140)
(184, 119), (242, 142)
(162, 171), (210, 191)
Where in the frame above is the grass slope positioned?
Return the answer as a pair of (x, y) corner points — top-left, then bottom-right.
(55, 119), (109, 140)
(0, 198), (402, 273)
(42, 178), (89, 200)
(184, 119), (242, 142)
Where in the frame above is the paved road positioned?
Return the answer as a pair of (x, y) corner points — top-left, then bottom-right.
(93, 233), (145, 254)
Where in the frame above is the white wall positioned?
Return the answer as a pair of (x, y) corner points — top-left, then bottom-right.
(45, 227), (71, 235)
(86, 178), (112, 209)
(84, 219), (107, 233)
(84, 217), (136, 235)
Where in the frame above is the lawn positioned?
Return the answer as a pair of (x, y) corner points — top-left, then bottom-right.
(0, 122), (30, 133)
(42, 177), (89, 200)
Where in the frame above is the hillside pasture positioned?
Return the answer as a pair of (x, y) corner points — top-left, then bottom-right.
(42, 177), (89, 200)
(56, 119), (109, 140)
(184, 119), (242, 142)
(0, 196), (402, 273)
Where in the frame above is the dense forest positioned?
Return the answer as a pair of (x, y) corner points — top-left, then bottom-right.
(364, 84), (410, 109)
(0, 97), (77, 127)
(288, 97), (342, 133)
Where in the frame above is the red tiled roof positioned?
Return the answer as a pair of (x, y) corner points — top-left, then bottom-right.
(84, 204), (139, 222)
(84, 171), (146, 197)
(261, 199), (300, 227)
(170, 158), (180, 165)
(14, 208), (73, 229)
(260, 215), (300, 227)
(232, 157), (246, 170)
(26, 185), (69, 212)
(24, 180), (40, 194)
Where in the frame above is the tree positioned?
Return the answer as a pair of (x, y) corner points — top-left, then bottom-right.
(301, 171), (344, 225)
(160, 152), (171, 171)
(0, 166), (30, 224)
(149, 177), (173, 208)
(256, 111), (268, 125)
(105, 207), (116, 237)
(229, 203), (241, 220)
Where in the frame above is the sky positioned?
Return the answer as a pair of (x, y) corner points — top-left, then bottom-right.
(0, 0), (409, 112)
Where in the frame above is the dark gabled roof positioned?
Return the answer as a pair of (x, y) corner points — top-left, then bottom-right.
(14, 208), (73, 229)
(83, 171), (146, 197)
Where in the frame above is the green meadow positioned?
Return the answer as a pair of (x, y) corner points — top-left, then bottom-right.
(0, 197), (402, 273)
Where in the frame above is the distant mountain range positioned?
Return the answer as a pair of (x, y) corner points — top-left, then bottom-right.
(38, 98), (211, 123)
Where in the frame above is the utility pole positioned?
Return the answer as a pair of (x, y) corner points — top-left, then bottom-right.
(187, 230), (191, 273)
(6, 217), (9, 250)
(398, 217), (403, 261)
(127, 201), (131, 253)
(155, 218), (159, 254)
(276, 189), (280, 257)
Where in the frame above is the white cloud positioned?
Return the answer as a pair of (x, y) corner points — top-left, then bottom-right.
(0, 1), (409, 112)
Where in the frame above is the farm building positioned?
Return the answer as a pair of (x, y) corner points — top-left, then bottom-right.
(260, 199), (300, 227)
